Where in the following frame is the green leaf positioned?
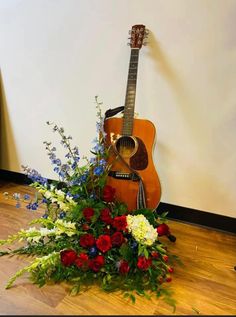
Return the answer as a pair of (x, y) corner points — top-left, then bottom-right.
(0, 250), (9, 256)
(156, 244), (167, 254)
(120, 244), (133, 262)
(70, 284), (80, 296)
(143, 248), (149, 259)
(123, 292), (130, 299)
(138, 244), (143, 256)
(129, 293), (136, 304)
(160, 211), (169, 218)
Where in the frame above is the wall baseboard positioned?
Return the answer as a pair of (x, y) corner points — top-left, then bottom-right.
(157, 202), (236, 234)
(0, 169), (235, 234)
(0, 169), (32, 184)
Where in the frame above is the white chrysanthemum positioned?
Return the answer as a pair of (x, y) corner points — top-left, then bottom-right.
(127, 214), (157, 246)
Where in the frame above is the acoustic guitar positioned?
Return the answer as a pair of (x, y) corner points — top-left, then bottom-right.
(104, 24), (161, 211)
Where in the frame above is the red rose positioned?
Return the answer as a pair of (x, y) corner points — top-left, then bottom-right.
(83, 207), (95, 222)
(103, 185), (116, 202)
(82, 223), (90, 231)
(88, 255), (105, 272)
(168, 266), (174, 273)
(75, 253), (89, 268)
(151, 251), (159, 259)
(80, 233), (95, 248)
(96, 235), (112, 253)
(163, 255), (169, 262)
(119, 260), (130, 274)
(60, 249), (77, 267)
(137, 256), (152, 271)
(111, 232), (124, 247)
(166, 276), (172, 282)
(156, 223), (170, 236)
(112, 216), (127, 231)
(100, 208), (113, 224)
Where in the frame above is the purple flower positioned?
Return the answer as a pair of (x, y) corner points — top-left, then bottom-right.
(88, 246), (98, 257)
(54, 167), (60, 173)
(22, 166), (48, 185)
(26, 202), (39, 211)
(31, 203), (39, 210)
(99, 159), (107, 166)
(16, 202), (21, 208)
(59, 211), (66, 219)
(71, 162), (77, 170)
(94, 166), (104, 176)
(23, 194), (30, 200)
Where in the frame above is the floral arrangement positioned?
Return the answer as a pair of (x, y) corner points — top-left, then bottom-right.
(0, 98), (179, 308)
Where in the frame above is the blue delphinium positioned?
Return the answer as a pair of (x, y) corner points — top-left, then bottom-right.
(99, 159), (107, 166)
(93, 165), (104, 176)
(58, 211), (66, 219)
(88, 246), (98, 257)
(23, 194), (30, 200)
(15, 202), (21, 209)
(26, 202), (39, 211)
(130, 241), (138, 252)
(22, 165), (48, 185)
(42, 198), (48, 204)
(92, 142), (104, 154)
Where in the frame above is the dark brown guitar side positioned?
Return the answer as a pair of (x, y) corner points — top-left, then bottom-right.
(104, 25), (161, 211)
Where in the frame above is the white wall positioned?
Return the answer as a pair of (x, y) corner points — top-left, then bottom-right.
(0, 0), (235, 218)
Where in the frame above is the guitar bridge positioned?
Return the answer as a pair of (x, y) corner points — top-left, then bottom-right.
(108, 171), (140, 181)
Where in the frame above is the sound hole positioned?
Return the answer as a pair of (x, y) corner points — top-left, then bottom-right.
(115, 136), (136, 158)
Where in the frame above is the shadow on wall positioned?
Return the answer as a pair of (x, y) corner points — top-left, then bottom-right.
(148, 31), (190, 102)
(0, 69), (20, 171)
(147, 31), (206, 142)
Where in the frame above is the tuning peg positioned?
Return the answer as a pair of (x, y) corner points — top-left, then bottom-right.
(145, 29), (149, 35)
(127, 42), (131, 46)
(128, 30), (132, 34)
(143, 41), (148, 46)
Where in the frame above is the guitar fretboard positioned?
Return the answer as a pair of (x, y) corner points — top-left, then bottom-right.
(122, 49), (140, 136)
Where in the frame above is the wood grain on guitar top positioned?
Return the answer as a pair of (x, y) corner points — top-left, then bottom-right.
(104, 117), (161, 211)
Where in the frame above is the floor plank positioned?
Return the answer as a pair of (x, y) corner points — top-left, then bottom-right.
(0, 182), (236, 315)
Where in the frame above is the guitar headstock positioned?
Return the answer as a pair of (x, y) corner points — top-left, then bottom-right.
(128, 24), (148, 49)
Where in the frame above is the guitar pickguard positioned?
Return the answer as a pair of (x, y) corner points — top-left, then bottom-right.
(130, 137), (148, 170)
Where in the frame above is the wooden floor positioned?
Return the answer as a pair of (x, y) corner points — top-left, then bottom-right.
(0, 182), (235, 315)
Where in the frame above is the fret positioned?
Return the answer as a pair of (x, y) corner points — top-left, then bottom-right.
(122, 49), (140, 136)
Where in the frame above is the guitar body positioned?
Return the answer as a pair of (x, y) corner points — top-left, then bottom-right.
(104, 117), (161, 211)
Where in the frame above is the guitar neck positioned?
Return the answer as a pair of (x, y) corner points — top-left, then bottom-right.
(122, 48), (140, 136)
